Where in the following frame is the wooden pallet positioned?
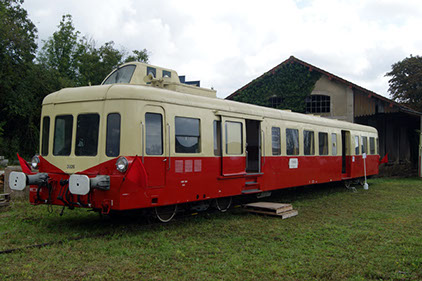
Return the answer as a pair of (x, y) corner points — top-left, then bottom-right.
(0, 193), (10, 207)
(243, 202), (298, 219)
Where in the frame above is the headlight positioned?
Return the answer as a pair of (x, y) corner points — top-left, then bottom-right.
(31, 155), (40, 169)
(116, 157), (128, 173)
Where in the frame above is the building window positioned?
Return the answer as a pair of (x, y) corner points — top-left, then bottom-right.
(305, 95), (330, 113)
(272, 127), (281, 155)
(175, 117), (200, 153)
(303, 130), (315, 155)
(268, 96), (283, 108)
(286, 128), (299, 155)
(319, 132), (328, 155)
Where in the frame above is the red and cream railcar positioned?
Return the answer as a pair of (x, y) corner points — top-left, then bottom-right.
(9, 62), (379, 221)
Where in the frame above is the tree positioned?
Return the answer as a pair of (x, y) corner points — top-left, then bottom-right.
(38, 14), (79, 87)
(0, 0), (39, 158)
(386, 55), (422, 112)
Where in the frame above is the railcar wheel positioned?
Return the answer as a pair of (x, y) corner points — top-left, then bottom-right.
(155, 205), (178, 223)
(215, 197), (232, 212)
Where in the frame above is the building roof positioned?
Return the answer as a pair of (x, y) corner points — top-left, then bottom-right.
(227, 56), (422, 117)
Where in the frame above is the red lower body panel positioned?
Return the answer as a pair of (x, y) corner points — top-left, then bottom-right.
(31, 154), (379, 211)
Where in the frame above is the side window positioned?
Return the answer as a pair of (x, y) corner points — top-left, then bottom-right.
(272, 127), (281, 156)
(319, 132), (328, 155)
(41, 116), (50, 156)
(53, 115), (73, 156)
(303, 130), (315, 155)
(331, 133), (337, 156)
(286, 128), (299, 155)
(163, 70), (171, 78)
(106, 113), (121, 157)
(369, 137), (375, 155)
(361, 136), (368, 154)
(213, 121), (221, 156)
(175, 117), (200, 153)
(376, 138), (379, 155)
(145, 113), (163, 155)
(225, 121), (243, 155)
(75, 114), (100, 156)
(355, 135), (360, 155)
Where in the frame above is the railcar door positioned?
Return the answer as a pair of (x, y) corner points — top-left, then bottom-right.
(142, 105), (167, 187)
(221, 116), (246, 176)
(341, 130), (351, 177)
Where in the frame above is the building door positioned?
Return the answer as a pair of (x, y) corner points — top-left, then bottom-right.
(143, 105), (167, 187)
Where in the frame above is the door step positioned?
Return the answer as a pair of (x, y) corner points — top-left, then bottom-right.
(243, 202), (298, 219)
(241, 189), (261, 194)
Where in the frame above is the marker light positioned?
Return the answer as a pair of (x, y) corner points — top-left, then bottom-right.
(31, 155), (40, 169)
(116, 157), (128, 173)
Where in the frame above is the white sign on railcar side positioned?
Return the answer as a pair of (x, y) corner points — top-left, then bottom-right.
(289, 158), (299, 169)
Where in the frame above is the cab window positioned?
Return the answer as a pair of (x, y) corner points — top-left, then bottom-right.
(106, 113), (121, 157)
(145, 113), (163, 155)
(75, 114), (100, 156)
(41, 116), (50, 156)
(53, 115), (73, 156)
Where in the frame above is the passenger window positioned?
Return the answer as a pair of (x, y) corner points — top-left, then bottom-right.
(355, 136), (360, 155)
(331, 133), (337, 156)
(272, 127), (281, 156)
(214, 121), (221, 156)
(102, 65), (136, 84)
(286, 128), (299, 155)
(163, 70), (171, 78)
(145, 113), (163, 155)
(106, 113), (121, 157)
(361, 136), (368, 154)
(369, 137), (375, 154)
(303, 130), (315, 155)
(226, 121), (243, 155)
(41, 116), (50, 156)
(319, 132), (328, 155)
(75, 114), (100, 156)
(53, 115), (73, 156)
(175, 117), (200, 153)
(376, 138), (379, 155)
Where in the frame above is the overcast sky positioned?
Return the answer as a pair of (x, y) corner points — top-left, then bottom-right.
(23, 0), (422, 98)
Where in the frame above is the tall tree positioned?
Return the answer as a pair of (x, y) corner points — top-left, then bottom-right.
(386, 55), (422, 112)
(0, 0), (39, 158)
(38, 14), (79, 87)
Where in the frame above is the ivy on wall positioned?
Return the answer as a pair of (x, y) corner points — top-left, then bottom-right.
(232, 62), (322, 113)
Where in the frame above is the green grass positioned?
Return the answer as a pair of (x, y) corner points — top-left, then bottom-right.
(0, 178), (421, 280)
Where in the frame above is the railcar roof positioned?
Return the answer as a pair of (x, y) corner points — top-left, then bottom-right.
(43, 84), (377, 133)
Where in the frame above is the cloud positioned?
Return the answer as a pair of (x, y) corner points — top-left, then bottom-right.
(23, 0), (422, 98)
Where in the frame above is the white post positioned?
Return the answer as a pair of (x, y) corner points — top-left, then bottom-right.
(363, 153), (368, 190)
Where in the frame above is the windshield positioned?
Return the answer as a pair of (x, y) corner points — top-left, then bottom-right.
(102, 65), (136, 85)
